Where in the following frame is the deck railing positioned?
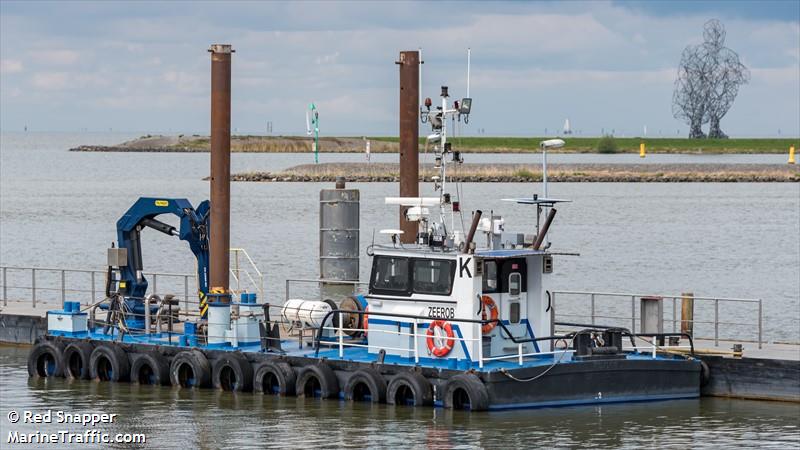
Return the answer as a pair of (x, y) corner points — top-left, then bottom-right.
(17, 276), (696, 369)
(230, 248), (265, 300)
(284, 278), (368, 303)
(1, 266), (769, 350)
(1, 250), (264, 311)
(313, 309), (693, 369)
(550, 290), (763, 349)
(319, 314), (577, 370)
(0, 265), (195, 309)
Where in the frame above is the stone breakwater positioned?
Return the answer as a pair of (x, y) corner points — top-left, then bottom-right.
(229, 163), (799, 183)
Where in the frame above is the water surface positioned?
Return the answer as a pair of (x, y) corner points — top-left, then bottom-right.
(2, 132), (798, 341)
(1, 347), (798, 449)
(1, 132), (800, 448)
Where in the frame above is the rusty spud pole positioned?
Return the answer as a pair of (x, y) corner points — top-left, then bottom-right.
(397, 50), (420, 243)
(532, 208), (557, 251)
(209, 44), (232, 298)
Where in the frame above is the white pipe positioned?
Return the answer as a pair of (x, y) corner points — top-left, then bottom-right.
(466, 48), (471, 98)
(441, 95), (447, 211)
(419, 47), (423, 108)
(384, 197), (439, 206)
(538, 139), (562, 198)
(542, 148), (548, 198)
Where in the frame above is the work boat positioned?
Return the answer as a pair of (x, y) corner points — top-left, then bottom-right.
(347, 88), (701, 409)
(26, 87), (701, 412)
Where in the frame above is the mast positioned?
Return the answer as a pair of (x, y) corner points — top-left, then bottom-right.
(397, 50), (421, 243)
(208, 43), (233, 297)
(466, 48), (471, 98)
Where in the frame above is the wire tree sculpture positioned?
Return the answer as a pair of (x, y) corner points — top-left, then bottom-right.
(672, 20), (750, 138)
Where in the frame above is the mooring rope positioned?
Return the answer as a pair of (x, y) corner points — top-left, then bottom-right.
(499, 338), (571, 382)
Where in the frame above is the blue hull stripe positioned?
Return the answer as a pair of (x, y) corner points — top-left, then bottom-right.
(486, 392), (700, 411)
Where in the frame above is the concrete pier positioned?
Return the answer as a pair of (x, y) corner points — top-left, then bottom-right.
(0, 302), (48, 344)
(692, 338), (800, 402)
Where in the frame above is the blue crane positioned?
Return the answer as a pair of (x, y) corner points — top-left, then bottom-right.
(110, 197), (211, 329)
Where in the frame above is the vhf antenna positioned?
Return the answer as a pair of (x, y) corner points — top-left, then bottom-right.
(466, 48), (471, 98)
(419, 47), (423, 111)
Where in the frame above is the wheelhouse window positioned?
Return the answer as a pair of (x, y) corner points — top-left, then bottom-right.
(370, 256), (409, 294)
(509, 272), (521, 296)
(482, 260), (499, 293)
(412, 259), (455, 295)
(481, 258), (527, 293)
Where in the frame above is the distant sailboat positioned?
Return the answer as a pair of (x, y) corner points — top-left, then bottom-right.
(563, 118), (572, 135)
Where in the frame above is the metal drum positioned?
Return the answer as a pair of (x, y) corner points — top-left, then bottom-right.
(320, 180), (359, 288)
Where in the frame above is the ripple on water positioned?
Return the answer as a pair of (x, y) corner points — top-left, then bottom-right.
(4, 345), (798, 449)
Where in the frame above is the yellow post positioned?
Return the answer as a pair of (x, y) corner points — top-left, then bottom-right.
(639, 142), (646, 158)
(789, 145), (796, 164)
(681, 292), (694, 338)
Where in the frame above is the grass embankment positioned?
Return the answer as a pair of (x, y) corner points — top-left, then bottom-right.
(231, 162), (799, 183)
(71, 135), (398, 153)
(372, 136), (798, 154)
(70, 134), (799, 154)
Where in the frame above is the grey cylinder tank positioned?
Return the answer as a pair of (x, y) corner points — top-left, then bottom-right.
(320, 181), (359, 282)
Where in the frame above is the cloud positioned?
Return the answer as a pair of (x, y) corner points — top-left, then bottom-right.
(1, 1), (798, 135)
(29, 71), (110, 91)
(0, 59), (23, 74)
(161, 70), (205, 94)
(29, 49), (81, 65)
(31, 72), (69, 90)
(750, 67), (800, 84)
(472, 68), (675, 88)
(316, 51), (340, 65)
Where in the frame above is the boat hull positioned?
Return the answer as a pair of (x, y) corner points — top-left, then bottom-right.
(481, 357), (701, 410)
(30, 336), (700, 411)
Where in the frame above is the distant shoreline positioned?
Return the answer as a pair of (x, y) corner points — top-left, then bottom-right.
(69, 134), (799, 154)
(229, 162), (799, 183)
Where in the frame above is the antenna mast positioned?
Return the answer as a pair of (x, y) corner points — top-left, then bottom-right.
(466, 48), (471, 98)
(419, 47), (423, 110)
(414, 55), (472, 249)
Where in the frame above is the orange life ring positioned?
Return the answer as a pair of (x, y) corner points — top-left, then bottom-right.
(426, 320), (455, 357)
(481, 295), (499, 334)
(363, 306), (368, 337)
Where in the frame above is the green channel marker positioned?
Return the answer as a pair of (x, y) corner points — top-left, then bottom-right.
(307, 102), (319, 163)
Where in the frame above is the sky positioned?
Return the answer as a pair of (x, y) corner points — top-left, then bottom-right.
(0, 1), (798, 137)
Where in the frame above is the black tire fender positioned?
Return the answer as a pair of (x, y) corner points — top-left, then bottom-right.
(254, 360), (296, 396)
(89, 344), (130, 382)
(27, 340), (66, 378)
(344, 368), (386, 403)
(700, 359), (711, 388)
(130, 351), (171, 385)
(170, 350), (211, 388)
(296, 363), (339, 399)
(63, 341), (94, 380)
(212, 353), (253, 392)
(443, 373), (489, 411)
(386, 371), (433, 406)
